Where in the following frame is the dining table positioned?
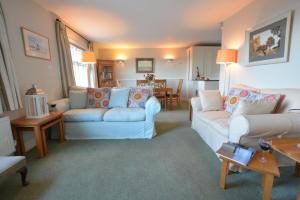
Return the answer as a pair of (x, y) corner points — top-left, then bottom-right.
(153, 87), (173, 110)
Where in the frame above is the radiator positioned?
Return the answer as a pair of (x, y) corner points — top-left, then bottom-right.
(0, 115), (15, 155)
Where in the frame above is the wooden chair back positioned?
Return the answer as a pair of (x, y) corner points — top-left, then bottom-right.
(136, 80), (148, 86)
(176, 79), (183, 95)
(154, 79), (166, 88)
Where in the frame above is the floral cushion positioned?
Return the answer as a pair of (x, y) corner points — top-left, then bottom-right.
(128, 88), (150, 108)
(224, 88), (260, 113)
(87, 88), (110, 108)
(225, 88), (281, 113)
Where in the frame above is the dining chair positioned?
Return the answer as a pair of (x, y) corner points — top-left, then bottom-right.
(154, 79), (166, 88)
(167, 79), (183, 106)
(136, 80), (148, 86)
(153, 80), (167, 110)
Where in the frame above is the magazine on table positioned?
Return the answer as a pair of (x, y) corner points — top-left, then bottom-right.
(216, 142), (256, 166)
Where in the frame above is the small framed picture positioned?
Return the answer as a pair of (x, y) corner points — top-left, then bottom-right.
(246, 11), (292, 66)
(21, 27), (51, 60)
(136, 58), (154, 73)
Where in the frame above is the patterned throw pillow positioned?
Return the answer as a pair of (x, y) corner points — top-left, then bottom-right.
(86, 88), (111, 108)
(128, 88), (150, 108)
(224, 88), (260, 113)
(225, 88), (281, 113)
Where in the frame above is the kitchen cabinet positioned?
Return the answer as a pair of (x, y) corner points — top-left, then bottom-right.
(187, 46), (220, 80)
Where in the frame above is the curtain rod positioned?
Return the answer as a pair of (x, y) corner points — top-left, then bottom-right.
(56, 18), (91, 44)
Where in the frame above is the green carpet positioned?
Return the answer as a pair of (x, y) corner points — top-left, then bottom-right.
(0, 104), (299, 200)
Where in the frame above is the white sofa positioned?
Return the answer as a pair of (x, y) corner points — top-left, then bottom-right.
(191, 88), (300, 166)
(50, 95), (161, 140)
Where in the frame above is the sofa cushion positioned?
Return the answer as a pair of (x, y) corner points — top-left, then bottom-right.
(69, 90), (87, 109)
(260, 89), (300, 113)
(199, 90), (224, 111)
(232, 98), (279, 116)
(109, 88), (130, 108)
(87, 88), (111, 108)
(196, 111), (231, 137)
(103, 108), (146, 122)
(128, 87), (151, 108)
(64, 108), (108, 122)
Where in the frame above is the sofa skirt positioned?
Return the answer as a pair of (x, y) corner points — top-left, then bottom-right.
(63, 121), (156, 139)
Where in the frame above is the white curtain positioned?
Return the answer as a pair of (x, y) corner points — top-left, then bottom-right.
(55, 19), (76, 97)
(87, 42), (98, 88)
(69, 42), (97, 88)
(70, 44), (89, 87)
(0, 2), (22, 111)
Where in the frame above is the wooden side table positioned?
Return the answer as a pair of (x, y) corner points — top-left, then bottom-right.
(11, 112), (65, 158)
(219, 151), (280, 200)
(271, 137), (300, 200)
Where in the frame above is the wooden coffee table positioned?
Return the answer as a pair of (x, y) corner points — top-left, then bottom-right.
(219, 151), (280, 200)
(11, 112), (65, 158)
(271, 137), (300, 200)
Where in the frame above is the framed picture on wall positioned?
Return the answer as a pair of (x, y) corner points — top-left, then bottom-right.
(246, 11), (292, 66)
(21, 27), (51, 60)
(136, 58), (154, 73)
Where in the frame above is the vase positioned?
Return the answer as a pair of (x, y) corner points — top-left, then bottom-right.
(147, 80), (154, 87)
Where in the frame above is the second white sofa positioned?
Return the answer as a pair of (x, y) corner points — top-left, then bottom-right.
(191, 87), (300, 166)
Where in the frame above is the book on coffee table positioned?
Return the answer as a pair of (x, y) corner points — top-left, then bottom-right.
(217, 142), (256, 166)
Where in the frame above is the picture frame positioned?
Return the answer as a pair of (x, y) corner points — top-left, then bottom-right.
(21, 27), (51, 60)
(136, 58), (154, 73)
(246, 11), (292, 66)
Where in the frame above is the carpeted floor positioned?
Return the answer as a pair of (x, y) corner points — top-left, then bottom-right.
(0, 104), (299, 200)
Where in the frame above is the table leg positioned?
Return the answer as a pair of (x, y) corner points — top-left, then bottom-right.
(262, 173), (274, 200)
(189, 99), (192, 121)
(18, 131), (26, 156)
(12, 126), (21, 155)
(169, 92), (173, 110)
(296, 162), (300, 177)
(33, 126), (44, 158)
(220, 159), (229, 189)
(41, 127), (48, 156)
(59, 117), (65, 143)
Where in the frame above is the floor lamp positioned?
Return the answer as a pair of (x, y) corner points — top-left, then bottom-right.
(216, 49), (238, 96)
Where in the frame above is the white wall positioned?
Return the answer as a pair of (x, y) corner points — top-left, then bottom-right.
(1, 0), (62, 102)
(95, 47), (189, 99)
(1, 0), (63, 150)
(220, 0), (300, 91)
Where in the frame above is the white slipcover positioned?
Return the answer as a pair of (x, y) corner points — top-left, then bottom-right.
(191, 88), (300, 166)
(64, 108), (108, 122)
(103, 108), (145, 122)
(50, 96), (161, 139)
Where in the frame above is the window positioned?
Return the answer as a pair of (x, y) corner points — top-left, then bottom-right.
(70, 44), (91, 87)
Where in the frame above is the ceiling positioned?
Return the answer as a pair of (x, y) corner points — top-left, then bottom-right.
(34, 0), (254, 48)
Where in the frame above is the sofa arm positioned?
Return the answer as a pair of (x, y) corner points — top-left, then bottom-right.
(145, 96), (161, 121)
(191, 97), (202, 112)
(48, 98), (70, 113)
(229, 113), (300, 143)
